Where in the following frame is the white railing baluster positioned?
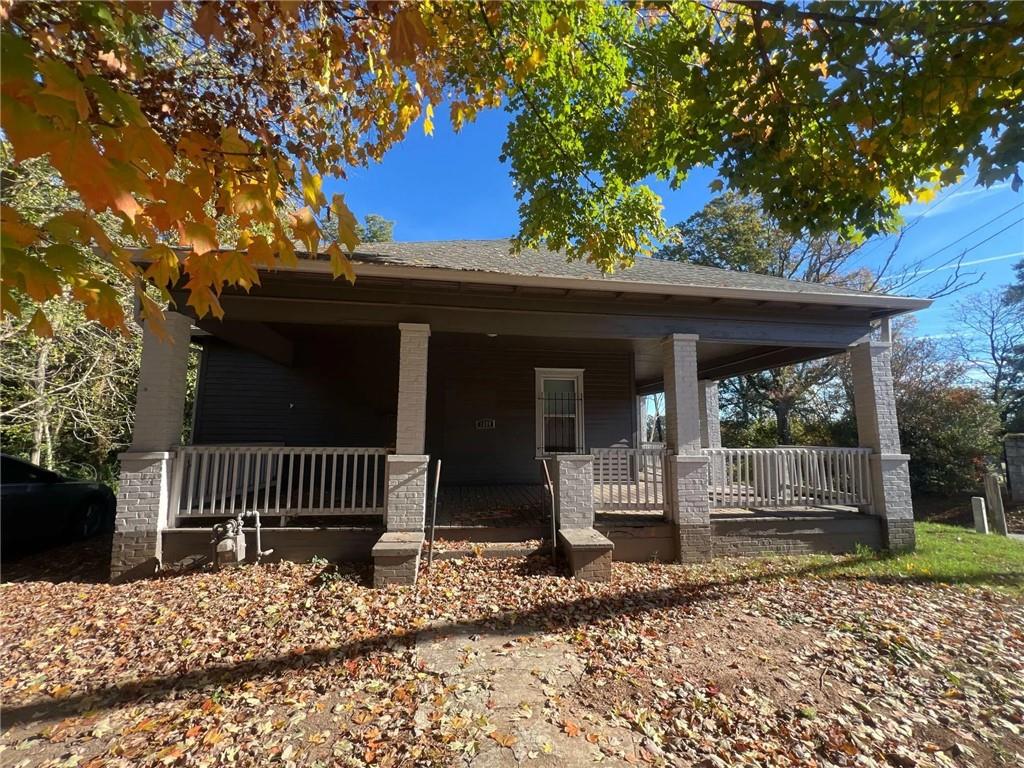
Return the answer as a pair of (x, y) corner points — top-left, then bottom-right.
(169, 446), (390, 522)
(702, 446), (874, 512)
(591, 447), (665, 512)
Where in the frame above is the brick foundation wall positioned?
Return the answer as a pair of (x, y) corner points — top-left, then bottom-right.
(570, 548), (612, 582)
(712, 516), (882, 558)
(559, 528), (613, 582)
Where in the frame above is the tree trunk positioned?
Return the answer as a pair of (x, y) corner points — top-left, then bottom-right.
(773, 402), (793, 446)
(30, 340), (51, 466)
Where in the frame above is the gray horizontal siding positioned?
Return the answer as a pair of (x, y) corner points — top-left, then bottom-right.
(426, 334), (635, 484)
(193, 327), (398, 448)
(193, 329), (636, 485)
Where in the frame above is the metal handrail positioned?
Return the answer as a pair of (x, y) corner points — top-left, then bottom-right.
(426, 459), (442, 570)
(541, 458), (557, 563)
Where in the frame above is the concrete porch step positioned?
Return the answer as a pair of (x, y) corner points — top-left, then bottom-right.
(429, 525), (549, 543)
(426, 540), (552, 560)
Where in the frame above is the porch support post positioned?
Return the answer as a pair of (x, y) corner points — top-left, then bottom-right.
(662, 334), (711, 562)
(850, 340), (915, 551)
(699, 379), (725, 487)
(554, 454), (595, 529)
(383, 324), (430, 566)
(395, 322), (430, 455)
(698, 380), (721, 450)
(111, 312), (192, 583)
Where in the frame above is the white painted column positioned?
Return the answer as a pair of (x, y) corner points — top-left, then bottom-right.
(662, 334), (711, 562)
(386, 323), (431, 532)
(395, 323), (430, 454)
(662, 334), (702, 454)
(699, 379), (725, 487)
(111, 311), (192, 582)
(698, 380), (722, 449)
(850, 340), (915, 551)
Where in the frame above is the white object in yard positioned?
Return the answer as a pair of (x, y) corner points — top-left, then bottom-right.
(971, 496), (989, 534)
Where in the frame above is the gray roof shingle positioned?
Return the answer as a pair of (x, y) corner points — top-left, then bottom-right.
(337, 239), (924, 307)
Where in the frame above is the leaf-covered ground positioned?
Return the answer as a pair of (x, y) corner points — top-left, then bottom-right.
(2, 535), (1023, 767)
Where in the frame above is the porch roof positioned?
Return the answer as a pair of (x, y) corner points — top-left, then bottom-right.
(317, 239), (930, 315)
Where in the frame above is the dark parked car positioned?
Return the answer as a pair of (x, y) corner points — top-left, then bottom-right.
(1, 454), (115, 555)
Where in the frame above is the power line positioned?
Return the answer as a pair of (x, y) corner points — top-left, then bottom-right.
(850, 175), (977, 267)
(900, 215), (1024, 290)
(911, 201), (1022, 264)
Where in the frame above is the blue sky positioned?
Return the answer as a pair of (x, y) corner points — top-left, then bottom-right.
(325, 109), (1023, 338)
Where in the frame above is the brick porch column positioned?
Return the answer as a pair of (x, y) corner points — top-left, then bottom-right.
(850, 340), (915, 551)
(377, 324), (431, 586)
(663, 334), (711, 562)
(554, 454), (595, 529)
(385, 323), (430, 532)
(111, 312), (192, 582)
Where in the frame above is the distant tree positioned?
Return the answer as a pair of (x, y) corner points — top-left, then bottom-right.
(659, 192), (865, 283)
(660, 193), (867, 445)
(321, 213), (395, 246)
(0, 142), (140, 479)
(832, 320), (1001, 493)
(1002, 260), (1024, 431)
(357, 214), (395, 244)
(950, 290), (1024, 430)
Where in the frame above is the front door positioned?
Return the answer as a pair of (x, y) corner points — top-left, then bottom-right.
(535, 368), (585, 456)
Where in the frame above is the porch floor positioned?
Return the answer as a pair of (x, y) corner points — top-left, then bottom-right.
(433, 484), (549, 528)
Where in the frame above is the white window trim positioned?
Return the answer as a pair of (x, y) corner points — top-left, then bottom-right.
(535, 368), (585, 457)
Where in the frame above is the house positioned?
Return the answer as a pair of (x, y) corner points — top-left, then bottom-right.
(112, 240), (929, 584)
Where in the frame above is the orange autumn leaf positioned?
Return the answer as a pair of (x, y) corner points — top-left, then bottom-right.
(178, 221), (218, 255)
(27, 308), (53, 337)
(489, 730), (518, 748)
(0, 204), (39, 247)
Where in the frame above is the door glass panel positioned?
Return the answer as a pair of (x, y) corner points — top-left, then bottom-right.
(542, 378), (576, 416)
(540, 377), (579, 452)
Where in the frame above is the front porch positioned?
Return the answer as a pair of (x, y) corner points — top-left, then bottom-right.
(111, 260), (918, 585)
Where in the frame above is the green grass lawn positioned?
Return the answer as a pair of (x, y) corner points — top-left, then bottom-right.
(811, 522), (1024, 593)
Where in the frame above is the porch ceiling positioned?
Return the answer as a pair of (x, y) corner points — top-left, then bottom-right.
(176, 269), (879, 352)
(633, 338), (842, 390)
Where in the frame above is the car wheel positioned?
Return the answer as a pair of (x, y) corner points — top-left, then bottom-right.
(76, 498), (106, 540)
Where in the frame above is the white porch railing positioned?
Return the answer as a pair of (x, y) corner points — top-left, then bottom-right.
(170, 446), (389, 520)
(593, 446), (667, 511)
(704, 447), (873, 509)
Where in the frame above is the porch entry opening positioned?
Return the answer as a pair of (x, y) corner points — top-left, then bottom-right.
(535, 368), (585, 456)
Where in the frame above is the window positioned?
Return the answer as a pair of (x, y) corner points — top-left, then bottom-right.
(535, 368), (585, 456)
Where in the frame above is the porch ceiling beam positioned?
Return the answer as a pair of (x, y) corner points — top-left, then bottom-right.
(191, 291), (872, 349)
(195, 317), (295, 367)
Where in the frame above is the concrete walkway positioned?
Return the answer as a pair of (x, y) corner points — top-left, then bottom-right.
(415, 624), (638, 766)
